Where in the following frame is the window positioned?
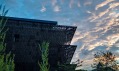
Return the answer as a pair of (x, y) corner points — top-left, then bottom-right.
(14, 34), (20, 42)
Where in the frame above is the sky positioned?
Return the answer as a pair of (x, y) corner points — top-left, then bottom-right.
(1, 0), (119, 70)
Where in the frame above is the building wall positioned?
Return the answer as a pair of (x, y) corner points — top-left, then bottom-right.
(4, 17), (77, 71)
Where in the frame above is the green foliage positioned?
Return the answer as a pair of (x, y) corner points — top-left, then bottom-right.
(92, 51), (119, 71)
(75, 69), (87, 71)
(58, 63), (77, 71)
(0, 5), (14, 71)
(38, 42), (50, 71)
(0, 52), (15, 71)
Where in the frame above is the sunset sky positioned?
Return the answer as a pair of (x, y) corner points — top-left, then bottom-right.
(1, 0), (119, 70)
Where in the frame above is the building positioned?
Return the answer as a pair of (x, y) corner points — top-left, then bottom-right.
(3, 16), (77, 71)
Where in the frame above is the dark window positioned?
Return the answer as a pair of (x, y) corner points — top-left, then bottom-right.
(14, 34), (20, 42)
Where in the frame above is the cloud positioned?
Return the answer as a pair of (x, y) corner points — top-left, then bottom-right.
(84, 1), (92, 6)
(77, 1), (81, 7)
(109, 2), (119, 9)
(40, 6), (46, 12)
(106, 33), (119, 47)
(53, 5), (60, 12)
(87, 11), (92, 14)
(98, 9), (109, 17)
(71, 1), (119, 69)
(95, 0), (115, 10)
(76, 59), (93, 70)
(69, 0), (81, 8)
(69, 0), (74, 8)
(52, 0), (57, 6)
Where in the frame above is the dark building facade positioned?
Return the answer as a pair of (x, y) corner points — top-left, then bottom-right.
(3, 16), (77, 71)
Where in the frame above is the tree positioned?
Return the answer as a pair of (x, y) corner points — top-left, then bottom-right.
(38, 42), (50, 71)
(58, 63), (77, 71)
(74, 59), (83, 68)
(92, 51), (119, 71)
(75, 69), (87, 71)
(57, 59), (83, 71)
(0, 5), (15, 71)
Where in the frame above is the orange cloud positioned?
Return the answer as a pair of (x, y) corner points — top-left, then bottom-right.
(96, 0), (115, 10)
(109, 2), (119, 9)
